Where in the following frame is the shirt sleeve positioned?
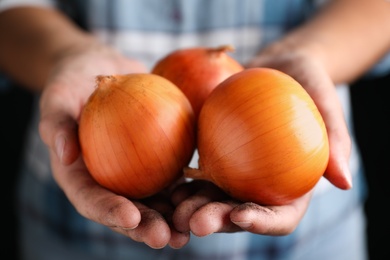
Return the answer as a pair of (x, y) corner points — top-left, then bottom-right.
(0, 0), (55, 13)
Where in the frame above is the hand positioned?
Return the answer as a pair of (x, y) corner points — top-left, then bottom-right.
(172, 180), (312, 237)
(38, 41), (189, 249)
(171, 45), (352, 238)
(50, 154), (190, 248)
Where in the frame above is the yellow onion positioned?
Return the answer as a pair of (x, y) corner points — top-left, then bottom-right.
(79, 73), (196, 199)
(151, 45), (244, 118)
(185, 68), (329, 205)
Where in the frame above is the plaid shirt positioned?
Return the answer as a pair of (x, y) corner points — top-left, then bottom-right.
(1, 0), (373, 259)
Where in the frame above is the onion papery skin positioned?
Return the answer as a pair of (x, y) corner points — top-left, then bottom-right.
(186, 68), (329, 206)
(151, 45), (244, 119)
(79, 73), (196, 199)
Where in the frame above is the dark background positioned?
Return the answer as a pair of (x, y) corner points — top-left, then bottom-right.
(1, 83), (33, 260)
(2, 73), (389, 259)
(350, 72), (390, 260)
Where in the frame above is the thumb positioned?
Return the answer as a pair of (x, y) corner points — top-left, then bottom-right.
(39, 110), (80, 165)
(323, 128), (353, 190)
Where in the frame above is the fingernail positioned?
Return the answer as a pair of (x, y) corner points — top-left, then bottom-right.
(233, 221), (253, 229)
(55, 135), (65, 163)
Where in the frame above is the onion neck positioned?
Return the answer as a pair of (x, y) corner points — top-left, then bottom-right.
(96, 75), (115, 85)
(208, 44), (235, 57)
(183, 166), (210, 181)
(96, 75), (125, 92)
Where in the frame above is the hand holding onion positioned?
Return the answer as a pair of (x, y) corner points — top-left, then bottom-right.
(172, 68), (327, 237)
(173, 46), (353, 238)
(38, 42), (190, 249)
(184, 67), (329, 206)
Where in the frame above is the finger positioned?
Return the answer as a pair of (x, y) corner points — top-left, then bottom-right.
(305, 77), (352, 190)
(189, 201), (241, 237)
(51, 152), (173, 248)
(141, 194), (191, 248)
(172, 182), (227, 233)
(322, 116), (352, 190)
(168, 227), (191, 249)
(39, 112), (80, 165)
(50, 152), (141, 230)
(230, 193), (311, 235)
(120, 201), (171, 249)
(39, 80), (82, 166)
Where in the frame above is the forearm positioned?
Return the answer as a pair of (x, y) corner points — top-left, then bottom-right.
(262, 0), (390, 84)
(0, 6), (94, 91)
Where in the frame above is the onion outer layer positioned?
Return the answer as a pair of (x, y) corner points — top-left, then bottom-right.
(185, 67), (330, 206)
(79, 73), (196, 199)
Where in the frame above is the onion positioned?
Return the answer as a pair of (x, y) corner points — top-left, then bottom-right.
(79, 73), (196, 199)
(151, 45), (244, 118)
(185, 68), (329, 205)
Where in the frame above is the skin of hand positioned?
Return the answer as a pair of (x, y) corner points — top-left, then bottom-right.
(171, 0), (390, 238)
(0, 6), (190, 249)
(172, 180), (312, 237)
